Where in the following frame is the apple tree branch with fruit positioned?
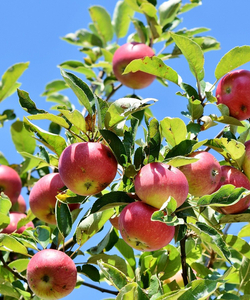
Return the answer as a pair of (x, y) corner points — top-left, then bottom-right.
(1, 0), (250, 299)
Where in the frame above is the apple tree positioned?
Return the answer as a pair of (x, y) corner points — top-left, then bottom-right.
(1, 0), (250, 299)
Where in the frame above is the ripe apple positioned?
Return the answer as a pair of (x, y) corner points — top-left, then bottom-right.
(214, 165), (250, 214)
(242, 140), (250, 180)
(27, 249), (77, 300)
(0, 165), (22, 204)
(134, 162), (189, 209)
(216, 69), (250, 120)
(58, 142), (117, 196)
(1, 212), (34, 234)
(112, 42), (156, 89)
(179, 151), (221, 197)
(29, 173), (80, 225)
(119, 201), (175, 251)
(11, 194), (27, 213)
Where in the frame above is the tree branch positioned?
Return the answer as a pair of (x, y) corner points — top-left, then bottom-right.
(180, 236), (189, 286)
(80, 281), (118, 296)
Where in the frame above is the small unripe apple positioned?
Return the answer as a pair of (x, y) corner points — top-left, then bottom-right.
(58, 142), (117, 196)
(29, 173), (80, 225)
(214, 165), (250, 214)
(0, 165), (22, 204)
(112, 42), (156, 89)
(134, 162), (189, 209)
(27, 249), (77, 300)
(1, 212), (34, 234)
(179, 151), (221, 197)
(216, 69), (250, 120)
(119, 201), (175, 251)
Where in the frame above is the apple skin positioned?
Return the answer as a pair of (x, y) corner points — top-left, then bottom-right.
(58, 142), (117, 196)
(242, 140), (250, 180)
(134, 162), (189, 209)
(214, 165), (250, 214)
(216, 69), (250, 121)
(1, 212), (34, 234)
(0, 165), (22, 204)
(11, 194), (27, 213)
(27, 249), (77, 300)
(119, 201), (175, 251)
(112, 42), (156, 89)
(179, 151), (221, 197)
(29, 173), (80, 225)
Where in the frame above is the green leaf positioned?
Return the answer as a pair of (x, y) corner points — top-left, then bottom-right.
(58, 61), (96, 79)
(215, 46), (250, 80)
(100, 129), (127, 166)
(188, 223), (231, 262)
(170, 32), (205, 81)
(76, 209), (114, 246)
(159, 0), (181, 28)
(0, 234), (28, 255)
(160, 117), (187, 147)
(123, 56), (182, 86)
(238, 223), (250, 238)
(131, 18), (149, 44)
(198, 184), (250, 208)
(10, 120), (36, 156)
(105, 97), (157, 130)
(60, 69), (95, 115)
(97, 260), (129, 290)
(34, 226), (52, 249)
(115, 238), (136, 272)
(55, 201), (72, 238)
(0, 152), (9, 165)
(24, 117), (67, 156)
(41, 80), (68, 96)
(77, 264), (100, 282)
(187, 98), (204, 120)
(165, 156), (198, 168)
(0, 282), (21, 299)
(204, 138), (245, 168)
(117, 282), (149, 300)
(62, 29), (103, 47)
(8, 258), (29, 273)
(90, 191), (134, 213)
(46, 93), (72, 110)
(145, 118), (161, 162)
(58, 108), (86, 132)
(0, 62), (29, 102)
(0, 194), (11, 230)
(224, 234), (250, 260)
(113, 1), (135, 39)
(89, 6), (113, 44)
(27, 113), (70, 129)
(17, 89), (46, 115)
(178, 279), (221, 300)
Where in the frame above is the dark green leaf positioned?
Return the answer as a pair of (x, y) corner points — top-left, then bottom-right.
(17, 89), (46, 115)
(90, 191), (134, 213)
(77, 264), (100, 282)
(55, 201), (72, 238)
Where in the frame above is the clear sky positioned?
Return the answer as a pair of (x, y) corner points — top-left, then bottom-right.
(1, 0), (250, 299)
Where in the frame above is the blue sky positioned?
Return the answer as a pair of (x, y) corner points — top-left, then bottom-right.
(1, 0), (250, 299)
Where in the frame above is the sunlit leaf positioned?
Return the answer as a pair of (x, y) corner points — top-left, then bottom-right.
(113, 1), (135, 38)
(215, 46), (250, 80)
(41, 80), (68, 96)
(160, 117), (187, 147)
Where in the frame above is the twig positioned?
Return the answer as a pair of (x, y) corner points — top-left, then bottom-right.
(106, 83), (123, 102)
(180, 236), (189, 286)
(79, 281), (118, 296)
(0, 252), (27, 282)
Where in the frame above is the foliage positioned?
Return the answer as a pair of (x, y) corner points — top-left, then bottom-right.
(1, 0), (250, 299)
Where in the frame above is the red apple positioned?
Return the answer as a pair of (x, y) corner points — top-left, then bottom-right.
(0, 165), (22, 204)
(216, 69), (250, 120)
(179, 151), (221, 197)
(11, 194), (27, 213)
(134, 162), (189, 209)
(2, 212), (34, 234)
(242, 140), (250, 180)
(29, 173), (80, 225)
(214, 165), (250, 214)
(58, 142), (117, 196)
(112, 42), (156, 89)
(119, 201), (175, 251)
(27, 249), (77, 300)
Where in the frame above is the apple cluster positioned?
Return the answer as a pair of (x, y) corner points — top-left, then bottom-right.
(0, 165), (34, 234)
